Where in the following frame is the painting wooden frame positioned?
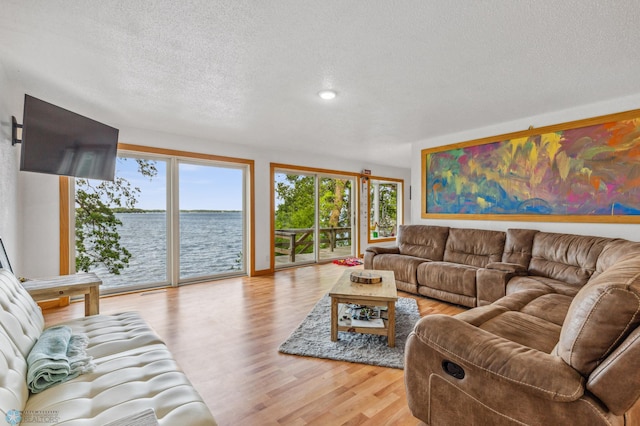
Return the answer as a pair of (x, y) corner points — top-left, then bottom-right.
(422, 109), (640, 223)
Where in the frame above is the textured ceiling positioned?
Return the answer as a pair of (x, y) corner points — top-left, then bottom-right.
(2, 1), (640, 168)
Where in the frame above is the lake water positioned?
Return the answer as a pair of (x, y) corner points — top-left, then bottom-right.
(88, 211), (243, 290)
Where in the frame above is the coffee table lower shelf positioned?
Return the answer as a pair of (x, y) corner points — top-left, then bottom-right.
(330, 296), (396, 347)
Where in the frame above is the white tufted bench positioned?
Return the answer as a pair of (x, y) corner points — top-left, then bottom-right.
(0, 269), (216, 425)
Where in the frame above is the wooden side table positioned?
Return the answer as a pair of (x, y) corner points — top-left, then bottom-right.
(22, 273), (102, 316)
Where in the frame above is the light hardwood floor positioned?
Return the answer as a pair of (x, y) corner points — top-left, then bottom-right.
(42, 264), (465, 425)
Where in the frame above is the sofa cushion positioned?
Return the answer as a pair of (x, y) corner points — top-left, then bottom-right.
(397, 225), (449, 260)
(529, 232), (611, 286)
(502, 228), (538, 266)
(478, 311), (561, 353)
(460, 290), (567, 353)
(454, 304), (508, 327)
(0, 329), (30, 418)
(443, 228), (505, 268)
(519, 294), (573, 327)
(418, 286), (477, 308)
(593, 239), (640, 279)
(0, 269), (45, 357)
(557, 256), (640, 376)
(23, 312), (216, 425)
(55, 311), (165, 359)
(418, 261), (478, 298)
(371, 253), (426, 285)
(506, 276), (582, 298)
(494, 290), (573, 327)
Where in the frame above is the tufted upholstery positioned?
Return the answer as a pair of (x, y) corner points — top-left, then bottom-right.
(0, 328), (29, 422)
(0, 269), (216, 425)
(0, 270), (44, 357)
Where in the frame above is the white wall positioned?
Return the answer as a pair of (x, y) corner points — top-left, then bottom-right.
(15, 92), (640, 278)
(411, 94), (640, 240)
(19, 124), (410, 277)
(0, 62), (22, 273)
(18, 173), (60, 277)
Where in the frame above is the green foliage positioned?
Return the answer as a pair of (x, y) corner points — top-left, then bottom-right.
(378, 183), (397, 227)
(319, 178), (351, 228)
(231, 250), (243, 271)
(274, 174), (352, 254)
(275, 174), (315, 229)
(370, 182), (398, 234)
(75, 158), (157, 274)
(275, 174), (352, 230)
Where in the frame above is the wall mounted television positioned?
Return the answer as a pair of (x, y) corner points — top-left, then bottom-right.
(20, 94), (119, 181)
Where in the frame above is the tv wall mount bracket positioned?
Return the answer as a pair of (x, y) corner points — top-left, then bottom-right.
(11, 116), (22, 145)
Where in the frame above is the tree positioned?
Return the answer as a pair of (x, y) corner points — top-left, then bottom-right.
(378, 183), (397, 227)
(275, 174), (352, 229)
(275, 174), (315, 229)
(370, 182), (398, 235)
(275, 174), (352, 254)
(75, 158), (157, 274)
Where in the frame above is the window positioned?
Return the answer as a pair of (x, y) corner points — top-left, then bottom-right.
(368, 178), (402, 242)
(75, 155), (169, 291)
(178, 161), (245, 282)
(69, 146), (252, 293)
(273, 166), (356, 268)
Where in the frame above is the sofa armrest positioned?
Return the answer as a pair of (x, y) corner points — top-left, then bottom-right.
(485, 262), (527, 274)
(476, 264), (527, 306)
(410, 315), (585, 402)
(363, 246), (400, 269)
(365, 246), (400, 255)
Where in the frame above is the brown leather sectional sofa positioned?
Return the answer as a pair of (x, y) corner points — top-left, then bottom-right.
(365, 225), (507, 307)
(365, 224), (640, 425)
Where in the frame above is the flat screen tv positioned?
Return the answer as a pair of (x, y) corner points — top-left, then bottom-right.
(20, 95), (119, 181)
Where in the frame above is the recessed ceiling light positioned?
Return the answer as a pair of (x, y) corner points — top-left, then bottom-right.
(318, 90), (337, 100)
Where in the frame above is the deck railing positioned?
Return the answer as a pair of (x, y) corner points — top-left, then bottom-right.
(275, 227), (351, 262)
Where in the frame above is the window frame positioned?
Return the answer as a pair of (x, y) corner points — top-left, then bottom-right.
(271, 163), (360, 269)
(60, 144), (255, 292)
(366, 176), (404, 244)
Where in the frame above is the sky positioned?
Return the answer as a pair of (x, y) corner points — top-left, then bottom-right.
(111, 157), (244, 211)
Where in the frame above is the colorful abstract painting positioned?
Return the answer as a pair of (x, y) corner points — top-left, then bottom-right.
(424, 116), (640, 217)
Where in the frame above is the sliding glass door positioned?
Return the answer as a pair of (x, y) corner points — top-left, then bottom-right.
(75, 152), (247, 293)
(75, 155), (168, 292)
(274, 169), (355, 268)
(274, 172), (316, 266)
(178, 161), (245, 282)
(318, 177), (353, 262)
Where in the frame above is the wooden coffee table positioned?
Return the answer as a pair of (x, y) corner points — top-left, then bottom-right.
(329, 269), (397, 347)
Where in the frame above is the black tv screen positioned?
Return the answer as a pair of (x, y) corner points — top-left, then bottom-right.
(20, 95), (119, 181)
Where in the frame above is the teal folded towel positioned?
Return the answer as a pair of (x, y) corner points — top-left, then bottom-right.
(27, 325), (95, 394)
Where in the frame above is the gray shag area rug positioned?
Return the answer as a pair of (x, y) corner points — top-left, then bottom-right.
(278, 295), (420, 369)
